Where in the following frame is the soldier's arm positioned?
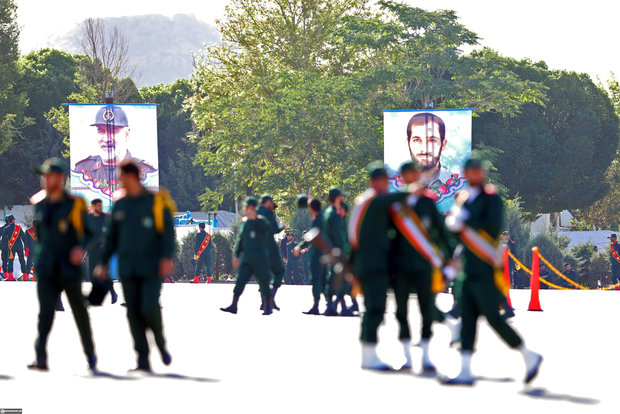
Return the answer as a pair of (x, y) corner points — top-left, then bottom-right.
(160, 207), (176, 259)
(234, 223), (244, 258)
(427, 199), (457, 257)
(465, 195), (504, 238)
(195, 232), (201, 253)
(101, 208), (118, 265)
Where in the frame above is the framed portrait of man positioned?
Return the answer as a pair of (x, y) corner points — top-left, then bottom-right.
(68, 104), (159, 211)
(384, 109), (473, 212)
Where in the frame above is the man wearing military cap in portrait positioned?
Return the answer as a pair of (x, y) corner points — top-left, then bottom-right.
(72, 105), (157, 197)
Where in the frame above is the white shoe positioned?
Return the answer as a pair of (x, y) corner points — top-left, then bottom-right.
(521, 346), (543, 384)
(441, 351), (474, 385)
(400, 339), (412, 370)
(444, 316), (461, 347)
(361, 343), (391, 371)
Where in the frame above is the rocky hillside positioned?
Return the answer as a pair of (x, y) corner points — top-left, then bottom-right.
(48, 14), (220, 86)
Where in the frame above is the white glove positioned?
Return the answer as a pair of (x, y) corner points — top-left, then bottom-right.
(443, 265), (458, 281)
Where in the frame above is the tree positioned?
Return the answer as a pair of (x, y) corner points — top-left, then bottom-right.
(0, 49), (80, 205)
(0, 0), (28, 158)
(474, 62), (619, 215)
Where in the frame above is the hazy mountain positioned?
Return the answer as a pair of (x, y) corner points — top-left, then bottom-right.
(47, 14), (220, 87)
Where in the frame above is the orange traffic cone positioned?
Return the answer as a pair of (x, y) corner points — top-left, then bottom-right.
(192, 276), (200, 283)
(207, 276), (212, 284)
(503, 248), (512, 308)
(23, 273), (29, 281)
(528, 247), (543, 311)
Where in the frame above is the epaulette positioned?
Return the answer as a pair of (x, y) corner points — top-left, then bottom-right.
(484, 184), (497, 195)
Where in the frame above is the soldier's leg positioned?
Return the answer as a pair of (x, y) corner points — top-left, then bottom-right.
(140, 277), (167, 353)
(393, 273), (412, 340)
(16, 249), (26, 275)
(34, 276), (62, 361)
(205, 255), (213, 282)
(359, 273), (389, 344)
(459, 282), (479, 353)
(221, 264), (251, 313)
(254, 262), (273, 315)
(62, 275), (96, 359)
(269, 241), (285, 289)
(473, 280), (522, 349)
(121, 277), (150, 368)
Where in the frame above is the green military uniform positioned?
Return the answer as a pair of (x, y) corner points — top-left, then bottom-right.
(349, 188), (408, 344)
(221, 197), (274, 315)
(194, 228), (213, 277)
(24, 224), (37, 275)
(86, 212), (118, 305)
(32, 188), (96, 369)
(455, 185), (522, 352)
(256, 204), (285, 288)
(302, 212), (326, 302)
(102, 187), (176, 370)
(390, 192), (456, 342)
(284, 238), (301, 284)
(323, 205), (348, 298)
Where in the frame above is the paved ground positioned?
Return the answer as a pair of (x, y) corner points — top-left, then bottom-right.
(0, 283), (615, 413)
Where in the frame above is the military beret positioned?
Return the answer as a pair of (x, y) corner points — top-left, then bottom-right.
(463, 157), (491, 171)
(366, 160), (388, 179)
(297, 194), (309, 208)
(245, 196), (259, 207)
(36, 157), (67, 175)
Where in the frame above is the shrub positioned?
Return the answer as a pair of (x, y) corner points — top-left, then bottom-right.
(173, 230), (197, 281)
(212, 232), (234, 280)
(591, 252), (611, 287)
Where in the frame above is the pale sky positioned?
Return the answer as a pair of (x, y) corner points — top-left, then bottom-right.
(15, 0), (620, 82)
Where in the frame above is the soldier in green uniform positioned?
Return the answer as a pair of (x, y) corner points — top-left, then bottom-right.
(28, 158), (97, 372)
(322, 187), (349, 316)
(442, 157), (542, 385)
(389, 161), (459, 372)
(348, 161), (409, 370)
(86, 199), (118, 305)
(257, 195), (285, 310)
(284, 231), (301, 284)
(220, 196), (274, 315)
(193, 222), (213, 283)
(96, 161), (176, 372)
(24, 219), (38, 280)
(296, 198), (327, 315)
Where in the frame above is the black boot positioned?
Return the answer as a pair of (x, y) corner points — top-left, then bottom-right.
(262, 295), (274, 315)
(339, 296), (354, 316)
(350, 298), (360, 314)
(220, 293), (240, 314)
(271, 287), (280, 311)
(323, 296), (338, 316)
(303, 299), (320, 315)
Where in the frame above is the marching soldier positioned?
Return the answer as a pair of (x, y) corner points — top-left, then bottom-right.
(2, 215), (27, 281)
(193, 222), (213, 283)
(96, 160), (176, 372)
(257, 195), (285, 310)
(86, 199), (118, 305)
(220, 196), (274, 315)
(389, 161), (458, 372)
(28, 158), (97, 371)
(323, 187), (348, 316)
(442, 157), (542, 385)
(24, 220), (38, 280)
(296, 198), (328, 315)
(348, 161), (410, 370)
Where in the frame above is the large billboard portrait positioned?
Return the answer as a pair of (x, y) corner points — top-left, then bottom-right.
(384, 109), (472, 212)
(69, 104), (159, 210)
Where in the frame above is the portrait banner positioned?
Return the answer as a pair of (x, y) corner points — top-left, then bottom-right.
(384, 109), (473, 212)
(69, 104), (159, 211)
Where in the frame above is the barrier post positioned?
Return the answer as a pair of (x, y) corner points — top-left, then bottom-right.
(503, 247), (512, 308)
(528, 247), (543, 311)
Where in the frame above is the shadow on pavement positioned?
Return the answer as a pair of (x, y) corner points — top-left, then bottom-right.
(89, 371), (140, 381)
(0, 375), (13, 380)
(150, 373), (220, 383)
(521, 388), (599, 405)
(476, 376), (514, 383)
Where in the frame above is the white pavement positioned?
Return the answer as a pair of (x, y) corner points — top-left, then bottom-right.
(0, 283), (615, 413)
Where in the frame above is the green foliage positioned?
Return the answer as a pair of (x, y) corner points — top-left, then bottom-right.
(173, 230), (196, 280)
(526, 232), (566, 272)
(289, 208), (312, 240)
(570, 241), (596, 288)
(0, 0), (28, 159)
(211, 232), (234, 279)
(502, 198), (531, 263)
(591, 251), (612, 287)
(474, 63), (620, 215)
